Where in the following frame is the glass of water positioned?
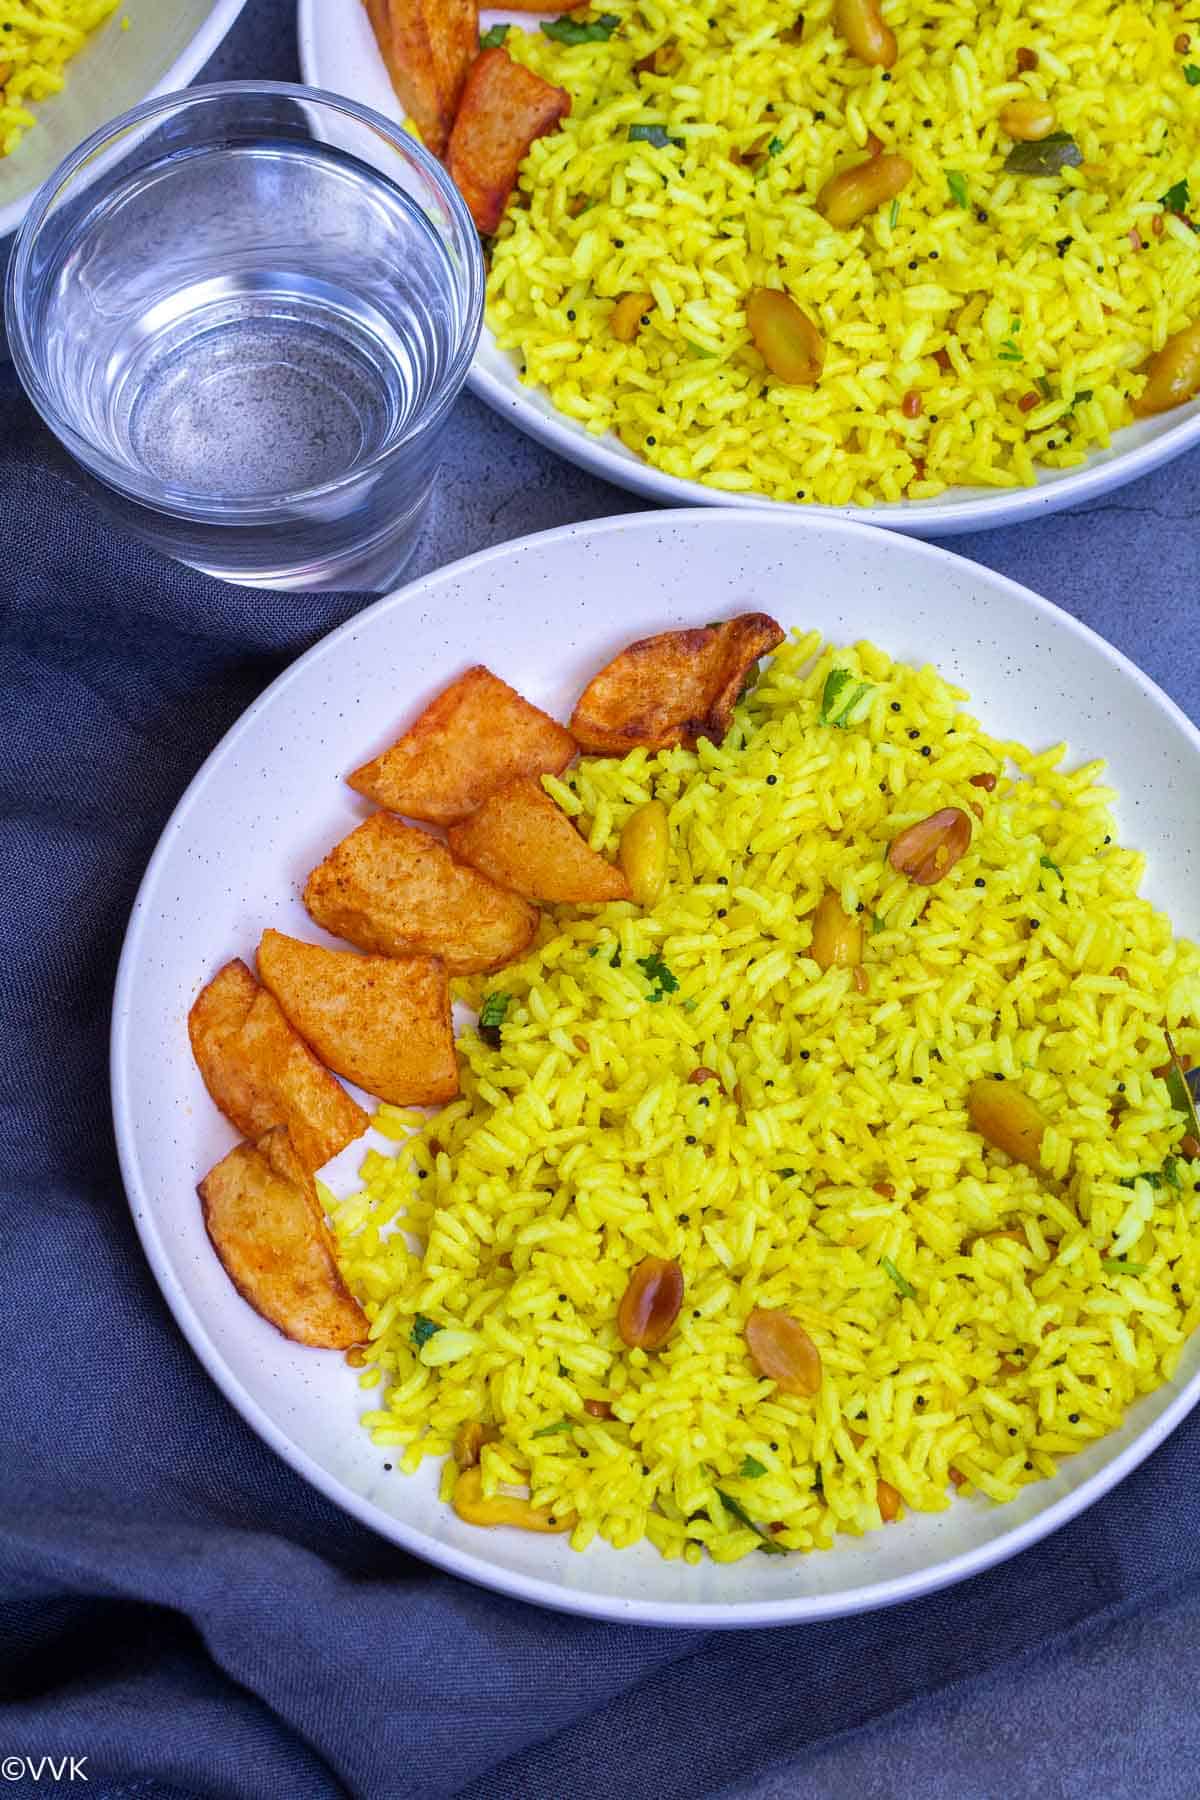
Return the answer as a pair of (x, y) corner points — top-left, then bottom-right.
(6, 82), (485, 591)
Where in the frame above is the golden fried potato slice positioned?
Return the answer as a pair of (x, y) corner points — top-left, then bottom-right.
(257, 928), (458, 1108)
(304, 813), (539, 975)
(347, 664), (576, 827)
(364, 0), (477, 158)
(198, 1128), (368, 1349)
(447, 777), (631, 904)
(570, 613), (786, 754)
(446, 47), (571, 235)
(188, 960), (369, 1172)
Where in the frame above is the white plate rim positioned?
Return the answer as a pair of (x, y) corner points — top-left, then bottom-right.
(0, 0), (251, 241)
(295, 0), (1200, 539)
(111, 506), (1200, 1629)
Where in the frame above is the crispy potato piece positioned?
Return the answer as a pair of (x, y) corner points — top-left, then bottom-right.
(348, 664), (575, 827)
(257, 929), (458, 1108)
(188, 961), (368, 1172)
(447, 47), (571, 235)
(363, 0), (477, 158)
(304, 813), (539, 975)
(569, 613), (786, 754)
(447, 778), (631, 904)
(198, 1129), (367, 1349)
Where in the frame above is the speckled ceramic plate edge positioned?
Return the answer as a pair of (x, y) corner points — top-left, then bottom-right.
(297, 0), (1200, 537)
(112, 508), (1200, 1627)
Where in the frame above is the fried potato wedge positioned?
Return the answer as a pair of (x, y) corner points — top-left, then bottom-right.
(447, 47), (571, 235)
(363, 0), (477, 158)
(304, 813), (539, 975)
(347, 664), (576, 827)
(188, 960), (368, 1172)
(257, 929), (458, 1108)
(569, 613), (786, 754)
(447, 777), (631, 904)
(198, 1129), (367, 1349)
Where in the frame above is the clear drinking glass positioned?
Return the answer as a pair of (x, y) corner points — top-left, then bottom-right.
(6, 82), (485, 590)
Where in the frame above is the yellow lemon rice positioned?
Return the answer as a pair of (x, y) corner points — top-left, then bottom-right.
(332, 631), (1200, 1566)
(485, 0), (1200, 505)
(0, 0), (119, 158)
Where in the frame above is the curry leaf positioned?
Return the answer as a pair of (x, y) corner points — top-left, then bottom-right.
(1005, 134), (1083, 177)
(1164, 1028), (1200, 1140)
(542, 12), (619, 44)
(478, 992), (510, 1046)
(715, 1487), (789, 1552)
(628, 123), (684, 148)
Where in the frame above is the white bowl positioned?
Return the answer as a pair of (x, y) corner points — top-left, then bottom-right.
(297, 0), (1200, 536)
(0, 0), (248, 241)
(112, 508), (1200, 1628)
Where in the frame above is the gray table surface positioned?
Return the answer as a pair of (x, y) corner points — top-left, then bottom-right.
(213, 6), (1200, 1797)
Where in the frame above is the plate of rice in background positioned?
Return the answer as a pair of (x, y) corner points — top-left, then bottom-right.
(0, 1), (248, 245)
(300, 0), (1200, 535)
(112, 508), (1200, 1627)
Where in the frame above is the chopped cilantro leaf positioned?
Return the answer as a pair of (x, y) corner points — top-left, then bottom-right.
(1186, 64), (1200, 86)
(946, 169), (969, 209)
(410, 1315), (441, 1349)
(479, 23), (509, 48)
(1161, 177), (1191, 213)
(1119, 1171), (1163, 1191)
(740, 1455), (768, 1478)
(889, 198), (900, 228)
(767, 136), (785, 156)
(872, 913), (886, 935)
(881, 1255), (916, 1300)
(819, 668), (876, 728)
(532, 1419), (575, 1438)
(542, 12), (619, 44)
(1039, 854), (1064, 881)
(636, 952), (679, 1000)
(1102, 1257), (1149, 1275)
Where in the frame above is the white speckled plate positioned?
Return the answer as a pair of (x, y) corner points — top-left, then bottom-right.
(0, 1), (249, 242)
(112, 510), (1200, 1627)
(296, 0), (1200, 537)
